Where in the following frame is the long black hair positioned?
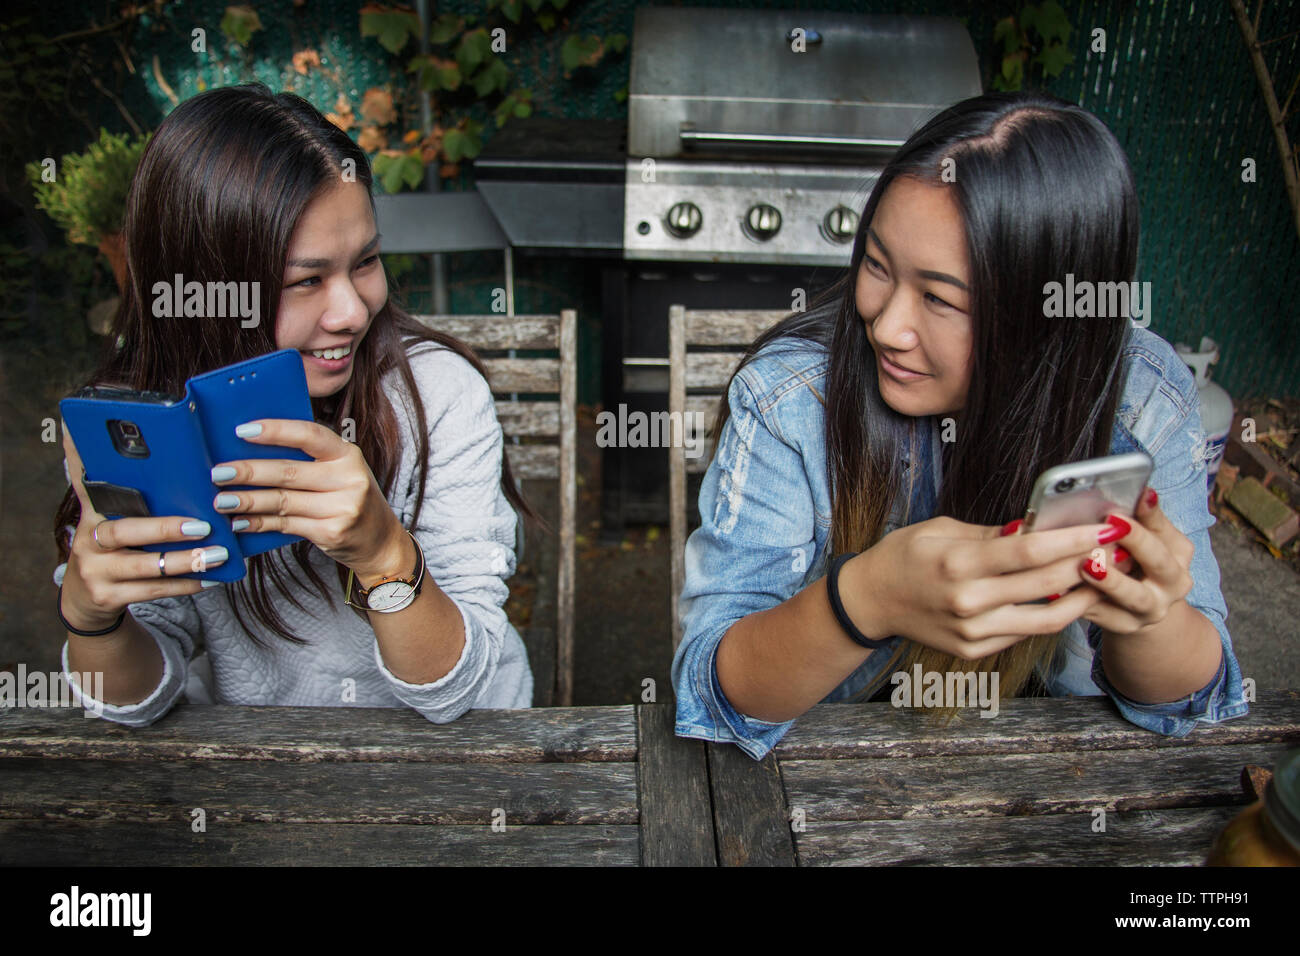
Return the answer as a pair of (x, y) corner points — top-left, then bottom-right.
(714, 91), (1139, 701)
(55, 83), (534, 645)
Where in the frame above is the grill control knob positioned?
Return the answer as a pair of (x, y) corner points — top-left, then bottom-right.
(665, 202), (703, 238)
(823, 205), (859, 243)
(744, 203), (782, 241)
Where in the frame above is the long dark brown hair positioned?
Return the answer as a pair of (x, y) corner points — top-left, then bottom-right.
(54, 83), (533, 645)
(712, 91), (1139, 705)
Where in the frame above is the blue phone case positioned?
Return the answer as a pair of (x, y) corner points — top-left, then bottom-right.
(59, 349), (315, 583)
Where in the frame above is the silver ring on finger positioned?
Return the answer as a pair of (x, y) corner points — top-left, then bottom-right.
(158, 553), (167, 577)
(93, 519), (113, 550)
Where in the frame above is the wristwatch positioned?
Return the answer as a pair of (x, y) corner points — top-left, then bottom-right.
(344, 530), (425, 613)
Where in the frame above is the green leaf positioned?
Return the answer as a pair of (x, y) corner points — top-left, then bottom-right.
(408, 54), (461, 92)
(515, 101), (532, 118)
(561, 33), (602, 71)
(501, 0), (523, 23)
(456, 28), (492, 73)
(536, 10), (555, 30)
(360, 8), (420, 55)
(525, 0), (545, 10)
(994, 16), (1020, 56)
(607, 34), (628, 54)
(551, 0), (569, 8)
(220, 5), (264, 47)
(428, 13), (463, 45)
(373, 153), (405, 193)
(613, 85), (628, 103)
(1019, 3), (1040, 34)
(1033, 41), (1074, 79)
(1000, 53), (1024, 91)
(1035, 1), (1072, 45)
(443, 128), (470, 163)
(399, 152), (424, 189)
(472, 57), (510, 96)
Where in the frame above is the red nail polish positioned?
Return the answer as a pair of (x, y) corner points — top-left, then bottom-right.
(1081, 556), (1107, 580)
(1046, 593), (1061, 601)
(999, 519), (1023, 537)
(1113, 546), (1129, 564)
(1145, 488), (1158, 509)
(1097, 515), (1131, 544)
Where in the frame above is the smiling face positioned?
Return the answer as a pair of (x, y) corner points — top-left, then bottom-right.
(275, 182), (387, 397)
(855, 176), (974, 419)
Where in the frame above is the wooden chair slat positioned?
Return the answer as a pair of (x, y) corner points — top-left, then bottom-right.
(505, 443), (560, 480)
(494, 401), (560, 438)
(684, 352), (748, 390)
(410, 314), (560, 350)
(483, 357), (561, 393)
(684, 309), (789, 346)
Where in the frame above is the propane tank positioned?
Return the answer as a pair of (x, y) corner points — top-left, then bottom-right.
(1174, 337), (1233, 493)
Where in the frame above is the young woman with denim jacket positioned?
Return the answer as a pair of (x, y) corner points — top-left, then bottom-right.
(672, 92), (1248, 760)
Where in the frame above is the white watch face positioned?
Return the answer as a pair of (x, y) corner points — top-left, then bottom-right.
(366, 581), (414, 611)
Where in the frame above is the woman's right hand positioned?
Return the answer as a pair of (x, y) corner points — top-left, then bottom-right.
(59, 422), (223, 631)
(845, 513), (1130, 660)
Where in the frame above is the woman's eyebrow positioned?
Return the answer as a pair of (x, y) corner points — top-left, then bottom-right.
(869, 226), (968, 291)
(287, 232), (381, 269)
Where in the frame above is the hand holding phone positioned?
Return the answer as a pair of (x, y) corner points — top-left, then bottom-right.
(59, 349), (315, 584)
(58, 423), (215, 633)
(1020, 452), (1152, 587)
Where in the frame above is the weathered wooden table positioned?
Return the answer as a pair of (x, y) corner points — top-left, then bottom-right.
(1, 694), (1296, 865)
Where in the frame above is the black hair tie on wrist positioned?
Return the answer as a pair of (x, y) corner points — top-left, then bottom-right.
(826, 552), (891, 649)
(57, 586), (126, 637)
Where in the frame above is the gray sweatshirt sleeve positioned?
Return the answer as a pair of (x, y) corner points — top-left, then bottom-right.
(370, 345), (522, 721)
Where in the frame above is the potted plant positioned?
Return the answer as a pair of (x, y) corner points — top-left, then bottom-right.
(26, 129), (150, 293)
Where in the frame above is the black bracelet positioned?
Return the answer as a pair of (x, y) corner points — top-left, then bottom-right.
(57, 586), (126, 637)
(826, 552), (892, 649)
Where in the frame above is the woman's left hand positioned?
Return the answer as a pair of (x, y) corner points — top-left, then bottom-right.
(1075, 488), (1196, 634)
(210, 418), (406, 579)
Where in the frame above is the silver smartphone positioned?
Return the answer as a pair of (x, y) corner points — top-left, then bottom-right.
(1023, 451), (1153, 532)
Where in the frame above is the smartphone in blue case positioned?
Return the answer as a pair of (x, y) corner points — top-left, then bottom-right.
(59, 349), (315, 582)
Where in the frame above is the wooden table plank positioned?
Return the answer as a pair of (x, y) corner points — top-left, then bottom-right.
(0, 758), (638, 825)
(705, 743), (795, 866)
(795, 806), (1240, 866)
(777, 694), (1300, 759)
(779, 742), (1289, 821)
(636, 704), (715, 866)
(0, 820), (640, 866)
(0, 703), (638, 763)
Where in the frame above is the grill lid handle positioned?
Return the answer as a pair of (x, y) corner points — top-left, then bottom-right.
(679, 129), (906, 151)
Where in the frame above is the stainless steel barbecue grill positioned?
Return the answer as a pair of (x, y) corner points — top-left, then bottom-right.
(623, 8), (981, 266)
(474, 8), (983, 530)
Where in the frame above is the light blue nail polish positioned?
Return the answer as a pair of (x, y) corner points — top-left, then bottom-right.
(231, 518), (250, 532)
(181, 520), (211, 537)
(200, 579), (224, 588)
(235, 422), (262, 438)
(200, 546), (228, 566)
(215, 493), (241, 510)
(211, 465), (237, 482)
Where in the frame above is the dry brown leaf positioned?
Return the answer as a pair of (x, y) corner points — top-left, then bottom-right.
(325, 112), (354, 131)
(291, 49), (321, 74)
(357, 126), (387, 152)
(360, 88), (396, 126)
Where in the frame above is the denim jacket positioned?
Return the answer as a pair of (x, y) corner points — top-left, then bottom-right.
(672, 321), (1248, 760)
